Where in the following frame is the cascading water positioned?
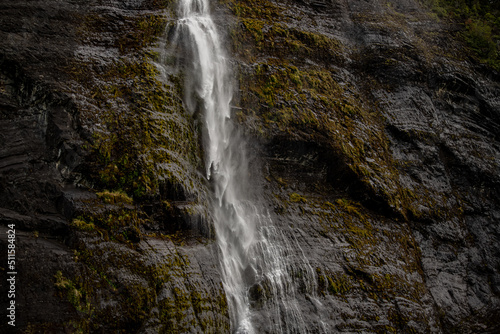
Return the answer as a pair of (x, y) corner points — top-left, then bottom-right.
(170, 0), (319, 332)
(174, 0), (255, 331)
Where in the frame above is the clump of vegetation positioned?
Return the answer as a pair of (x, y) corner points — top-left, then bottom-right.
(327, 273), (354, 295)
(74, 208), (146, 244)
(289, 192), (307, 203)
(464, 18), (497, 63)
(70, 218), (96, 232)
(97, 190), (134, 205)
(335, 198), (361, 216)
(54, 271), (90, 314)
(422, 0), (500, 70)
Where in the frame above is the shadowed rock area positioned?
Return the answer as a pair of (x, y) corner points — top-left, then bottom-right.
(1, 0), (227, 332)
(1, 0), (499, 333)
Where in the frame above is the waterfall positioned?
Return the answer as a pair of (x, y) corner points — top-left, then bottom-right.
(173, 1), (256, 331)
(170, 0), (314, 332)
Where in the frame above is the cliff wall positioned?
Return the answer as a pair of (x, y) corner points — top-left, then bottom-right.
(0, 0), (499, 332)
(219, 0), (500, 331)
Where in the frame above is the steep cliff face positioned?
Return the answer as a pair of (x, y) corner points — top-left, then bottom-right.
(0, 0), (499, 333)
(221, 0), (500, 332)
(1, 0), (228, 332)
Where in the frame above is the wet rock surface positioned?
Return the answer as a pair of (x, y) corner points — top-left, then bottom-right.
(0, 0), (499, 333)
(1, 0), (227, 332)
(219, 0), (500, 332)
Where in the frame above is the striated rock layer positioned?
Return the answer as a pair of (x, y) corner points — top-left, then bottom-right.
(219, 0), (500, 332)
(1, 0), (227, 332)
(0, 0), (499, 333)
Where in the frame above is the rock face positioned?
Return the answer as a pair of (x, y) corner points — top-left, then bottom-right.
(0, 0), (499, 333)
(221, 0), (500, 332)
(1, 0), (228, 333)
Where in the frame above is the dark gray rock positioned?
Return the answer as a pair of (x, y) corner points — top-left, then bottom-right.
(1, 0), (500, 332)
(220, 0), (500, 332)
(0, 0), (227, 332)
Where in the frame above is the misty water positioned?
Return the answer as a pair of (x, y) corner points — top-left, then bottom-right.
(168, 0), (322, 332)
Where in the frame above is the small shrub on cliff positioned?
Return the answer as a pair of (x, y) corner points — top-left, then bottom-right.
(422, 0), (500, 70)
(464, 18), (497, 59)
(71, 218), (96, 232)
(97, 190), (134, 205)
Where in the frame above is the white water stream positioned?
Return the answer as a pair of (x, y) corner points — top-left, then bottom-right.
(171, 0), (316, 332)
